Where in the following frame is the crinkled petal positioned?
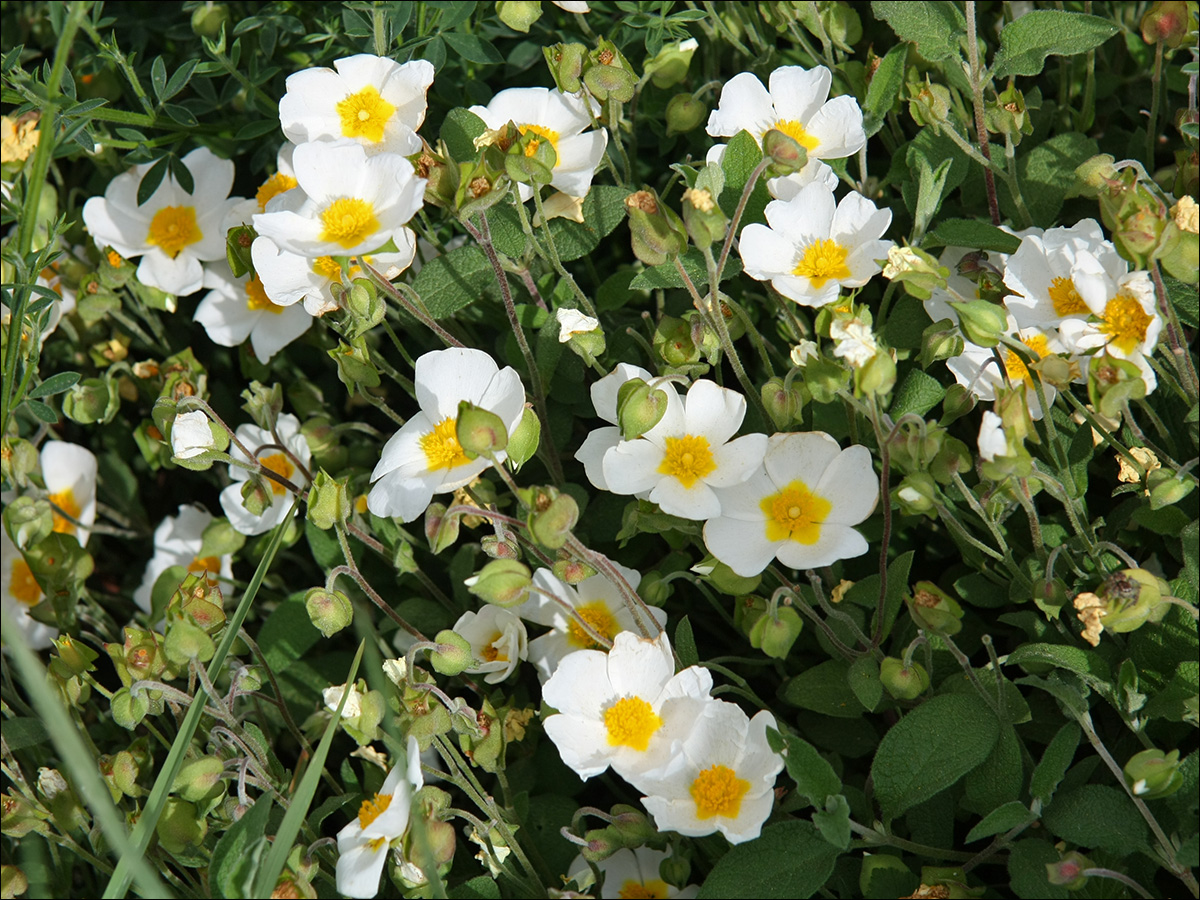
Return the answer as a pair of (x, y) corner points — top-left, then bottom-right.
(763, 432), (841, 486)
(707, 72), (775, 138)
(703, 516), (781, 577)
(603, 440), (666, 495)
(707, 433), (768, 488)
(682, 380), (746, 446)
(774, 522), (869, 570)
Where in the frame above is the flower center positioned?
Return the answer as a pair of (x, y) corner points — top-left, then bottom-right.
(1003, 333), (1050, 384)
(518, 124), (560, 161)
(619, 881), (670, 900)
(49, 489), (81, 535)
(1048, 276), (1088, 316)
(9, 558), (41, 607)
(689, 764), (750, 820)
(146, 206), (202, 259)
(604, 696), (662, 751)
(187, 555), (222, 586)
(567, 602), (618, 649)
(761, 480), (831, 544)
(259, 453), (294, 496)
(482, 632), (506, 663)
(1100, 293), (1153, 355)
(256, 172), (298, 211)
(793, 239), (850, 289)
(246, 276), (282, 314)
(357, 792), (394, 829)
(421, 417), (469, 471)
(312, 256), (344, 281)
(337, 85), (397, 144)
(658, 434), (716, 488)
(319, 198), (380, 249)
(771, 118), (819, 152)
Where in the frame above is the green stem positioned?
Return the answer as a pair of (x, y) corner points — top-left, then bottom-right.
(1003, 134), (1033, 228)
(965, 2), (1001, 225)
(531, 188), (597, 317)
(1146, 40), (1164, 170)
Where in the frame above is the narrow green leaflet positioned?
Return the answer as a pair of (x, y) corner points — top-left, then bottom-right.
(1030, 722), (1080, 805)
(870, 1), (966, 62)
(863, 44), (907, 137)
(965, 800), (1036, 843)
(993, 11), (1119, 79)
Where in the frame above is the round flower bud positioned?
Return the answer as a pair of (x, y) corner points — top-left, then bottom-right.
(173, 755), (224, 802)
(949, 299), (1008, 349)
(748, 605), (803, 659)
(506, 407), (541, 472)
(880, 657), (930, 700)
(62, 377), (118, 425)
(625, 189), (688, 267)
(665, 93), (706, 135)
(528, 489), (579, 549)
(761, 376), (804, 431)
(581, 826), (623, 862)
(466, 559), (533, 607)
(1124, 748), (1184, 799)
(191, 3), (230, 38)
(496, 0), (543, 33)
(430, 630), (475, 676)
(893, 472), (939, 518)
(616, 377), (669, 439)
(305, 587), (353, 638)
(456, 400), (509, 459)
(1045, 851), (1092, 889)
(306, 469), (349, 531)
(906, 581), (964, 636)
(156, 798), (207, 855)
(1148, 467), (1197, 510)
(762, 128), (809, 176)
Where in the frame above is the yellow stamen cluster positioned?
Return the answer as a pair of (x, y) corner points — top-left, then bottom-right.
(689, 764), (750, 819)
(761, 480), (830, 544)
(771, 118), (819, 152)
(9, 558), (42, 607)
(618, 880), (671, 899)
(256, 172), (299, 211)
(259, 453), (295, 496)
(147, 206), (202, 258)
(1048, 276), (1088, 316)
(49, 489), (81, 535)
(337, 86), (397, 144)
(567, 602), (618, 649)
(658, 434), (716, 488)
(1100, 294), (1153, 355)
(1003, 333), (1051, 384)
(794, 239), (850, 289)
(518, 124), (560, 161)
(421, 417), (469, 470)
(245, 276), (282, 314)
(319, 198), (379, 249)
(357, 792), (394, 829)
(604, 696), (662, 751)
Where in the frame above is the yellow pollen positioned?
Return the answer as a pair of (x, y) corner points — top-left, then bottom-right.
(49, 489), (81, 535)
(567, 602), (618, 649)
(793, 238), (850, 289)
(619, 881), (670, 900)
(690, 764), (750, 819)
(1048, 276), (1088, 316)
(337, 86), (396, 144)
(246, 276), (282, 314)
(10, 558), (42, 607)
(1003, 333), (1051, 383)
(658, 434), (716, 488)
(518, 124), (560, 161)
(259, 453), (294, 496)
(187, 556), (222, 583)
(357, 792), (394, 829)
(106, 249), (123, 267)
(482, 633), (506, 663)
(761, 480), (831, 544)
(312, 256), (344, 280)
(604, 696), (662, 751)
(256, 172), (298, 211)
(146, 205), (202, 258)
(319, 198), (379, 249)
(421, 417), (469, 470)
(1100, 293), (1153, 355)
(771, 118), (820, 152)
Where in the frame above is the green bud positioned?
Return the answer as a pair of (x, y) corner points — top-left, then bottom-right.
(458, 700), (504, 772)
(2, 496), (54, 549)
(638, 570), (673, 606)
(705, 559), (762, 596)
(305, 469), (349, 530)
(854, 349), (896, 397)
(652, 316), (699, 367)
(225, 224), (255, 277)
(803, 354), (851, 404)
(456, 400), (509, 459)
(644, 38), (699, 89)
(466, 559), (533, 607)
(107, 626), (169, 688)
(414, 145), (455, 210)
(581, 826), (624, 862)
(528, 488), (579, 549)
(330, 335), (381, 393)
(929, 436), (972, 484)
(906, 581), (964, 636)
(820, 1), (862, 48)
(893, 472), (939, 517)
(425, 502), (461, 554)
(173, 756), (224, 802)
(164, 617), (216, 666)
(908, 79), (952, 130)
(681, 185), (729, 248)
(198, 516), (244, 560)
(191, 2), (231, 38)
(156, 798), (207, 855)
(984, 86), (1033, 143)
(552, 555), (596, 584)
(496, 0), (543, 32)
(506, 407), (541, 472)
(430, 630), (475, 676)
(616, 377), (669, 439)
(1087, 353), (1147, 420)
(543, 42), (587, 94)
(1123, 748), (1183, 799)
(301, 416), (346, 470)
(1141, 1), (1197, 47)
(940, 383), (976, 425)
(1148, 467), (1197, 509)
(2, 866), (29, 898)
(345, 278), (385, 336)
(950, 299), (1008, 348)
(748, 605), (803, 659)
(1158, 220), (1199, 283)
(761, 376), (804, 431)
(111, 687), (151, 730)
(305, 587), (353, 637)
(1074, 153), (1120, 196)
(625, 190), (688, 266)
(62, 377), (119, 425)
(51, 635), (98, 677)
(239, 476), (271, 517)
(762, 128), (809, 177)
(665, 93), (707, 136)
(108, 750), (142, 798)
(609, 804), (660, 846)
(1045, 851), (1092, 889)
(1, 437), (39, 487)
(879, 657), (930, 700)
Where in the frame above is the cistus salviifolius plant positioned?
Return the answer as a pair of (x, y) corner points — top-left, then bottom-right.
(2, 2), (1198, 898)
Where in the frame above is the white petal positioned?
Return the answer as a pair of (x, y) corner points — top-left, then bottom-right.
(814, 445), (878, 525)
(603, 440), (665, 495)
(576, 426), (621, 490)
(707, 433), (768, 488)
(249, 305), (313, 362)
(768, 66), (831, 126)
(739, 225), (800, 280)
(137, 251), (203, 297)
(762, 432), (840, 487)
(682, 380), (745, 446)
(803, 95), (867, 158)
(703, 516), (780, 577)
(414, 348), (501, 421)
(707, 72), (775, 138)
(774, 522), (869, 570)
(648, 477), (720, 520)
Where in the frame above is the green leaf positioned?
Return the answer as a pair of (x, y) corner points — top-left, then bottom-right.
(1, 717), (49, 752)
(545, 185), (629, 262)
(966, 800), (1036, 843)
(448, 876), (502, 899)
(235, 119), (280, 141)
(781, 732), (842, 807)
(258, 594), (320, 673)
(28, 371), (80, 399)
(1166, 275), (1199, 328)
(863, 44), (907, 137)
(1041, 784), (1148, 855)
(25, 398), (58, 423)
(410, 244), (498, 318)
(993, 11), (1119, 78)
(871, 692), (1000, 820)
(163, 103), (200, 128)
(210, 795), (273, 898)
(1030, 722), (1079, 805)
(719, 130), (769, 225)
(696, 821), (842, 898)
(848, 655), (883, 712)
(963, 724), (1024, 814)
(1003, 132), (1098, 226)
(867, 550), (914, 644)
(628, 248), (742, 290)
(812, 794), (852, 850)
(150, 55), (167, 101)
(927, 219), (1022, 254)
(675, 616), (699, 667)
(1007, 839), (1070, 900)
(443, 31), (503, 64)
(1005, 642), (1110, 689)
(136, 157), (169, 206)
(890, 369), (945, 418)
(441, 107), (487, 163)
(782, 659), (866, 718)
(911, 154), (953, 241)
(161, 58), (199, 102)
(870, 1), (966, 62)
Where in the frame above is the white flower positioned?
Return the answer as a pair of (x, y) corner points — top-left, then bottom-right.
(977, 411), (1008, 462)
(133, 505), (233, 615)
(517, 564), (668, 682)
(325, 682), (364, 719)
(602, 380), (767, 520)
(1002, 220), (1123, 328)
(704, 432), (877, 577)
(1055, 270), (1162, 372)
(251, 237), (414, 317)
(336, 736), (424, 899)
(740, 182), (893, 308)
(556, 307), (600, 342)
(552, 0), (590, 11)
(219, 413), (311, 536)
(542, 631), (713, 788)
(704, 142), (838, 202)
(280, 54), (435, 157)
(368, 348), (526, 522)
(82, 147), (240, 296)
(534, 191), (587, 224)
(575, 363), (668, 493)
(567, 847), (699, 899)
(790, 340), (819, 367)
(193, 263), (313, 362)
(253, 141), (425, 258)
(451, 606), (528, 683)
(1, 528), (56, 651)
(638, 703), (783, 845)
(171, 410), (216, 460)
(42, 441), (98, 546)
(945, 316), (1066, 419)
(470, 88), (608, 202)
(829, 317), (878, 368)
(252, 143), (298, 212)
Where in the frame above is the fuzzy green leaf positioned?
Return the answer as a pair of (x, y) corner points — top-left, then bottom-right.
(871, 1), (965, 62)
(1042, 784), (1148, 855)
(928, 219), (1022, 253)
(863, 44), (908, 137)
(993, 11), (1119, 78)
(411, 244), (498, 318)
(696, 821), (842, 898)
(1030, 722), (1080, 805)
(966, 801), (1036, 843)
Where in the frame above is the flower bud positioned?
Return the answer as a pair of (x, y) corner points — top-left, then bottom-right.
(1158, 219), (1200, 283)
(496, 0), (543, 33)
(528, 488), (579, 549)
(906, 581), (964, 636)
(748, 605), (803, 659)
(239, 475), (272, 516)
(681, 186), (729, 249)
(854, 348), (896, 397)
(329, 335), (381, 393)
(1, 437), (39, 488)
(638, 570), (673, 606)
(652, 316), (699, 367)
(803, 354), (851, 404)
(616, 377), (669, 439)
(306, 469), (349, 531)
(305, 587), (353, 637)
(761, 376), (804, 431)
(191, 2), (230, 38)
(110, 687), (151, 730)
(940, 383), (976, 425)
(665, 93), (706, 136)
(107, 750), (141, 799)
(762, 128), (809, 176)
(466, 559), (533, 607)
(414, 145), (455, 209)
(949, 299), (1008, 348)
(1148, 467), (1197, 509)
(893, 472), (939, 517)
(609, 805), (660, 846)
(909, 79), (952, 130)
(553, 554), (596, 584)
(456, 400), (509, 459)
(880, 657), (930, 700)
(430, 629), (475, 676)
(51, 635), (98, 677)
(1046, 851), (1092, 889)
(580, 826), (623, 862)
(1124, 748), (1183, 799)
(171, 409), (226, 466)
(1074, 153), (1120, 195)
(156, 798), (207, 855)
(644, 38), (699, 89)
(345, 278), (385, 336)
(543, 42), (587, 94)
(929, 436), (972, 484)
(164, 617), (215, 666)
(61, 377), (119, 425)
(1140, 1), (1196, 47)
(503, 407), (541, 474)
(625, 189), (688, 266)
(173, 756), (224, 803)
(424, 502), (461, 554)
(2, 867), (29, 896)
(1087, 353), (1147, 420)
(984, 86), (1033, 142)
